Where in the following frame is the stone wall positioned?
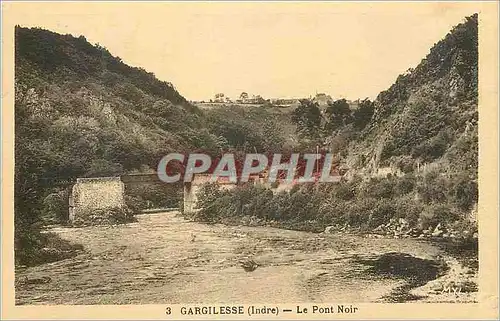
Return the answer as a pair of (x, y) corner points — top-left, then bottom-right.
(69, 177), (126, 221)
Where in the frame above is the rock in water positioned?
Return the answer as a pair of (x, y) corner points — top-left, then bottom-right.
(239, 259), (259, 272)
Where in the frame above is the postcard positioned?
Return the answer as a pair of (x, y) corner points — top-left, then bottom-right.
(1, 1), (498, 319)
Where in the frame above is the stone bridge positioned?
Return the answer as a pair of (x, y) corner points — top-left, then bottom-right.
(62, 171), (343, 222)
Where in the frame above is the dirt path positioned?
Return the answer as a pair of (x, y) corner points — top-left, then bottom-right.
(16, 212), (454, 305)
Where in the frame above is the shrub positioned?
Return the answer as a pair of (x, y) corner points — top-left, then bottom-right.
(343, 198), (376, 228)
(318, 199), (350, 226)
(194, 195), (233, 223)
(41, 189), (69, 224)
(15, 232), (84, 267)
(194, 183), (323, 226)
(447, 173), (478, 211)
(195, 183), (227, 209)
(450, 219), (478, 238)
(333, 183), (355, 200)
(412, 130), (450, 161)
(417, 170), (447, 203)
(287, 189), (320, 221)
(363, 177), (396, 199)
(394, 198), (424, 227)
(418, 204), (460, 230)
(194, 183), (238, 222)
(342, 203), (369, 228)
(368, 199), (397, 228)
(244, 188), (275, 219)
(394, 174), (416, 196)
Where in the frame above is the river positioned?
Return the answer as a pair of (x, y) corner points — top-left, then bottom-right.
(15, 212), (475, 305)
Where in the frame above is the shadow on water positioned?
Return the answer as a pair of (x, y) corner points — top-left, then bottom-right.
(355, 252), (449, 302)
(434, 238), (478, 270)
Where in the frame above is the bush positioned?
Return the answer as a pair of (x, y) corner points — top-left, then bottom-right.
(412, 130), (450, 161)
(193, 183), (232, 222)
(286, 189), (320, 221)
(317, 198), (349, 226)
(363, 177), (396, 199)
(333, 183), (355, 200)
(342, 199), (373, 228)
(394, 174), (416, 196)
(417, 170), (447, 203)
(394, 198), (424, 227)
(15, 232), (84, 267)
(194, 195), (233, 223)
(418, 204), (460, 230)
(244, 188), (275, 219)
(447, 174), (478, 211)
(195, 183), (228, 209)
(190, 170), (476, 237)
(194, 183), (322, 226)
(368, 199), (396, 228)
(450, 219), (478, 239)
(41, 189), (69, 224)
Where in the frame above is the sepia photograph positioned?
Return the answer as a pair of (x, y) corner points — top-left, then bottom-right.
(1, 1), (498, 319)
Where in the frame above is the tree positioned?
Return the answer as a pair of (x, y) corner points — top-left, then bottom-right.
(214, 93), (225, 102)
(353, 98), (375, 129)
(324, 99), (353, 132)
(240, 92), (249, 100)
(291, 100), (322, 138)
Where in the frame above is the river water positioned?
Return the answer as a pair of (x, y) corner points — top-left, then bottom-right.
(16, 212), (455, 305)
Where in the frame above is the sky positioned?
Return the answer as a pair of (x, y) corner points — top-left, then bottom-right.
(5, 2), (480, 101)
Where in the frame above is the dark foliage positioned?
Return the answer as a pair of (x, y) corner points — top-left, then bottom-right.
(291, 100), (322, 138)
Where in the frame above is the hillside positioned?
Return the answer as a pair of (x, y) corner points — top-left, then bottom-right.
(349, 14), (478, 178)
(15, 27), (210, 179)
